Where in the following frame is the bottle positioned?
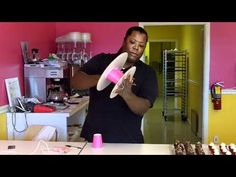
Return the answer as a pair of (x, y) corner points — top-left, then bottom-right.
(31, 48), (39, 62)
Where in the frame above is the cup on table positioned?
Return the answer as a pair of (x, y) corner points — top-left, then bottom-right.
(92, 133), (103, 149)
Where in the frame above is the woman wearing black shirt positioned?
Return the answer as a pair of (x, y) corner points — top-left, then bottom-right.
(71, 26), (158, 143)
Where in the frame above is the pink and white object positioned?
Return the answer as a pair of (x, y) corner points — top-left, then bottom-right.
(96, 52), (136, 98)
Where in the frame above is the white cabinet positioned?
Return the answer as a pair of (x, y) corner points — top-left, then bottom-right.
(6, 97), (89, 142)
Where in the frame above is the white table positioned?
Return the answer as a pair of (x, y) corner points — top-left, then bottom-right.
(6, 97), (89, 142)
(0, 141), (174, 155)
(0, 140), (215, 155)
(0, 140), (87, 155)
(80, 143), (214, 155)
(80, 143), (173, 155)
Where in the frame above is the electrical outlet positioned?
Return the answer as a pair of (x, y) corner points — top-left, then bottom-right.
(213, 135), (219, 144)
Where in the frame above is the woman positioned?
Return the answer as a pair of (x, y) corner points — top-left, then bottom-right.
(71, 26), (158, 143)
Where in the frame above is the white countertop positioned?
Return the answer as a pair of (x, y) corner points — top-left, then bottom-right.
(0, 140), (215, 155)
(80, 143), (173, 155)
(0, 141), (174, 155)
(53, 96), (89, 116)
(7, 96), (89, 117)
(0, 140), (86, 155)
(80, 143), (216, 155)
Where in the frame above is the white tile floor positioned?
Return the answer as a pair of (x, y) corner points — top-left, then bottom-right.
(143, 97), (200, 144)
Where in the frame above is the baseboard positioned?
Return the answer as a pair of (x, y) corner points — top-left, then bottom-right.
(222, 89), (236, 94)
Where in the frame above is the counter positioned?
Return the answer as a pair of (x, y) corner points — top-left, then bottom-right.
(0, 140), (214, 155)
(80, 143), (173, 155)
(6, 96), (89, 141)
(81, 143), (213, 155)
(0, 140), (86, 155)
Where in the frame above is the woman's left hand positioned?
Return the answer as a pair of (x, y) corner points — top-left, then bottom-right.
(115, 75), (135, 97)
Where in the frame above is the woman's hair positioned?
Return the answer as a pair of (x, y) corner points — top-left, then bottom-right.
(124, 26), (148, 42)
(118, 26), (148, 53)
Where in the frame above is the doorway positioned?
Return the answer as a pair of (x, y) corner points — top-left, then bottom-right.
(140, 22), (210, 144)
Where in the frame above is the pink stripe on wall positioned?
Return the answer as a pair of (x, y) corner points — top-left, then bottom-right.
(55, 22), (138, 56)
(210, 22), (236, 88)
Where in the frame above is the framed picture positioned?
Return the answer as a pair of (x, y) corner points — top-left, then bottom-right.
(5, 77), (22, 107)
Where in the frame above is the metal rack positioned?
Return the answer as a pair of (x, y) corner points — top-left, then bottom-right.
(162, 50), (188, 121)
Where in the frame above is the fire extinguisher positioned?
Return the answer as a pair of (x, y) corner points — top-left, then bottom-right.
(211, 82), (224, 110)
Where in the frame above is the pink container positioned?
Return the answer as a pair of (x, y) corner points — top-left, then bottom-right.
(92, 133), (103, 149)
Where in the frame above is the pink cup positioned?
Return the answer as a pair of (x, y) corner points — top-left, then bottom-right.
(92, 133), (103, 149)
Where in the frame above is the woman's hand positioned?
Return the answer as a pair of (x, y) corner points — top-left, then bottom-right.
(114, 74), (150, 116)
(115, 75), (135, 97)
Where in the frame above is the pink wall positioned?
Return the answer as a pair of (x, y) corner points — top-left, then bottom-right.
(0, 22), (137, 106)
(0, 22), (56, 106)
(1, 22), (236, 106)
(210, 22), (236, 88)
(55, 22), (138, 56)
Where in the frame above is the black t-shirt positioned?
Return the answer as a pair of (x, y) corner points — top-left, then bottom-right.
(80, 52), (158, 143)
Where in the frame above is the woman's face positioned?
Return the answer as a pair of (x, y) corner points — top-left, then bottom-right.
(122, 31), (147, 64)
